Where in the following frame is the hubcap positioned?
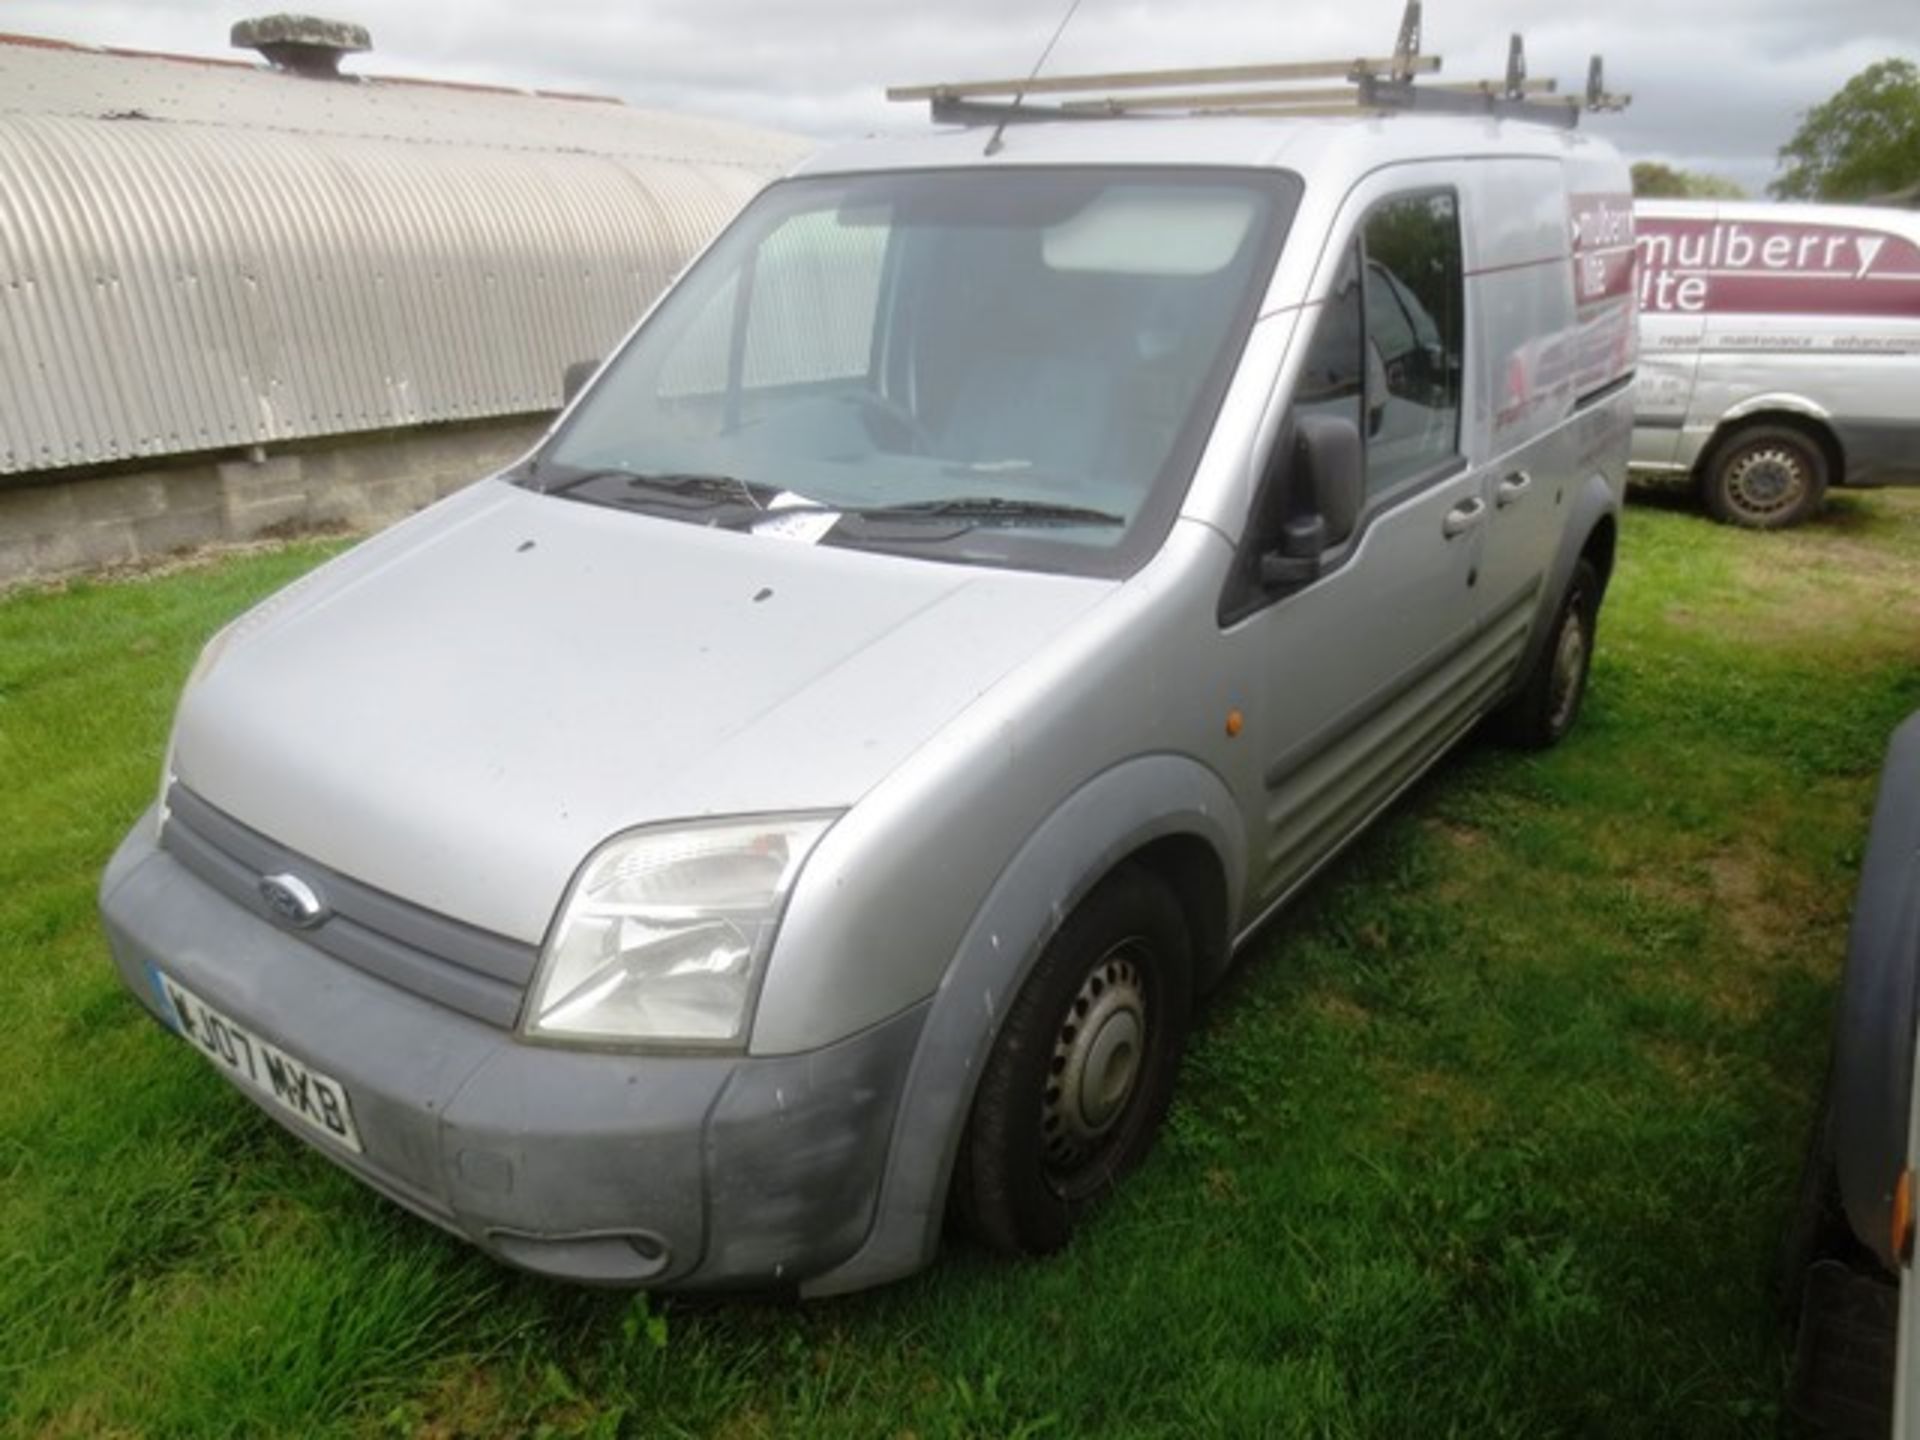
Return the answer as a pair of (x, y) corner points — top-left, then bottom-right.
(1724, 445), (1808, 520)
(1041, 942), (1148, 1180)
(1547, 610), (1587, 734)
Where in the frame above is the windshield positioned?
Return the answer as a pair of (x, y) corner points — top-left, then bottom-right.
(527, 166), (1300, 576)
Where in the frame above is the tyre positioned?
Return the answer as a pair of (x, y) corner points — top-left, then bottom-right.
(1701, 423), (1829, 529)
(955, 864), (1192, 1256)
(1497, 557), (1599, 750)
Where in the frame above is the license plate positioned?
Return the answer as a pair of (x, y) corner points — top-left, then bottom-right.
(155, 972), (363, 1153)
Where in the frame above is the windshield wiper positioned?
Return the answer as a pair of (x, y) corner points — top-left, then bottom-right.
(842, 496), (1125, 528)
(540, 466), (769, 511)
(625, 470), (766, 503)
(535, 470), (1125, 533)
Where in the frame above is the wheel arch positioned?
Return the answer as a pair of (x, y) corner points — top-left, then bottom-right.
(1128, 830), (1233, 995)
(799, 752), (1244, 1295)
(1502, 470), (1620, 707)
(1579, 511), (1618, 603)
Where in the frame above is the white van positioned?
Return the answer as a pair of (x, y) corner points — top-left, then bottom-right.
(99, 50), (1636, 1292)
(1632, 199), (1920, 527)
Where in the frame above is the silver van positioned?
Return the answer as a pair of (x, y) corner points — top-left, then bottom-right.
(100, 58), (1636, 1293)
(1632, 199), (1920, 528)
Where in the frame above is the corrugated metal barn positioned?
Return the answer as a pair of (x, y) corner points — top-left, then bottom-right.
(0, 26), (804, 477)
(0, 19), (807, 583)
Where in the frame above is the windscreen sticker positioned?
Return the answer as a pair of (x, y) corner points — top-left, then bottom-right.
(752, 492), (840, 544)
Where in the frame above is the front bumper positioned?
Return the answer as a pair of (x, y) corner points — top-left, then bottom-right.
(99, 813), (927, 1289)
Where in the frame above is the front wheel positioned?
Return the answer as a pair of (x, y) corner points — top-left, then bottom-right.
(954, 865), (1192, 1256)
(1701, 424), (1828, 529)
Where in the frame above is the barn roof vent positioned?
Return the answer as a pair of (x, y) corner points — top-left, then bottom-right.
(231, 14), (371, 79)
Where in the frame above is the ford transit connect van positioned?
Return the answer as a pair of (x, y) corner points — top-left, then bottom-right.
(100, 59), (1635, 1294)
(1633, 199), (1920, 528)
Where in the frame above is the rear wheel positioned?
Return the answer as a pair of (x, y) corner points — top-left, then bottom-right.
(1497, 558), (1599, 750)
(1701, 423), (1828, 529)
(955, 865), (1191, 1256)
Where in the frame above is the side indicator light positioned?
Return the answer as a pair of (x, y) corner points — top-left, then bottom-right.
(1894, 1168), (1915, 1266)
(1225, 709), (1244, 738)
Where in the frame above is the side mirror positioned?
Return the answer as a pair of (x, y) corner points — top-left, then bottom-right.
(1297, 412), (1363, 545)
(562, 359), (599, 406)
(1257, 413), (1363, 591)
(1258, 514), (1328, 590)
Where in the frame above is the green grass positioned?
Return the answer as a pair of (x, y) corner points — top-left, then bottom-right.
(3, 491), (1919, 1438)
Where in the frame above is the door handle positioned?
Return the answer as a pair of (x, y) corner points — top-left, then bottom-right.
(1496, 470), (1532, 507)
(1442, 497), (1486, 539)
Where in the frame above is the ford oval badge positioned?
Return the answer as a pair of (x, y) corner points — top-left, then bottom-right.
(260, 872), (328, 929)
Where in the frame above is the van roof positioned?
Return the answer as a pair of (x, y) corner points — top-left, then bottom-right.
(796, 113), (1622, 186)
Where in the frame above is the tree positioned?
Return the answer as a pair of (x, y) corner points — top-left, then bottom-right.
(1772, 58), (1920, 201)
(1631, 162), (1746, 199)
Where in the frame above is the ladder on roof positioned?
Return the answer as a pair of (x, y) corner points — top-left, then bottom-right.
(888, 2), (1630, 131)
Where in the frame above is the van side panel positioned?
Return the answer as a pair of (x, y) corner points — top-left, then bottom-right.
(1563, 156), (1638, 403)
(1456, 156), (1633, 462)
(1458, 159), (1577, 464)
(1456, 157), (1578, 637)
(1633, 201), (1920, 486)
(1459, 152), (1630, 651)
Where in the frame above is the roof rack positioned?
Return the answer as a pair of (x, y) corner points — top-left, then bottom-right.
(888, 2), (1629, 131)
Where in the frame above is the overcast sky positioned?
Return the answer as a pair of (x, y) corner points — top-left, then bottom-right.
(2, 0), (1913, 193)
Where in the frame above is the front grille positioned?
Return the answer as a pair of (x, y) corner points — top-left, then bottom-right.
(162, 785), (538, 1029)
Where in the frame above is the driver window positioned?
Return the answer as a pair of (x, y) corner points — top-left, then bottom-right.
(1360, 192), (1463, 494)
(1294, 240), (1364, 438)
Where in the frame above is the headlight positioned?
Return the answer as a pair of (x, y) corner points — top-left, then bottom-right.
(522, 814), (836, 1048)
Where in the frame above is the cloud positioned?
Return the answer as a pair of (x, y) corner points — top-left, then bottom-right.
(3, 0), (1912, 193)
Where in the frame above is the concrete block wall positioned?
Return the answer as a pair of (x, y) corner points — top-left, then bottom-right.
(0, 415), (552, 587)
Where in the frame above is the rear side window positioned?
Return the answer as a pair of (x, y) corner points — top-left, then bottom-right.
(1360, 192), (1463, 493)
